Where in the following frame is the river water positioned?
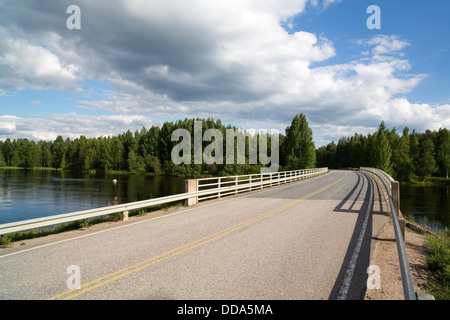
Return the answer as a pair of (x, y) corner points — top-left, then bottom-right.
(0, 169), (185, 224)
(400, 183), (449, 231)
(0, 169), (448, 230)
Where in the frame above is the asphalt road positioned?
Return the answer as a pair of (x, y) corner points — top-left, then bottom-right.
(0, 170), (390, 300)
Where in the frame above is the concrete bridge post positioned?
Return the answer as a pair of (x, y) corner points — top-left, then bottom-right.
(392, 181), (406, 241)
(185, 179), (198, 206)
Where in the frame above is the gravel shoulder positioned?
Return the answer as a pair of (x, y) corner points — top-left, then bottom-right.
(365, 220), (433, 300)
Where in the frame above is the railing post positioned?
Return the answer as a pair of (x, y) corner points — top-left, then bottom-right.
(392, 181), (406, 240)
(391, 181), (400, 217)
(185, 179), (198, 206)
(235, 176), (238, 195)
(123, 210), (129, 221)
(218, 178), (222, 199)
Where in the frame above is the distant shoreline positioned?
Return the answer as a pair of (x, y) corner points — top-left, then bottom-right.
(0, 166), (209, 179)
(0, 166), (58, 171)
(1, 166), (449, 185)
(400, 177), (450, 187)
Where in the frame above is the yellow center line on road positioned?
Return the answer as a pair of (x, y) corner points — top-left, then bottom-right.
(48, 172), (348, 300)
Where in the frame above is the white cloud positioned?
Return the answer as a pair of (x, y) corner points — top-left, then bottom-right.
(0, 28), (79, 91)
(0, 1), (448, 145)
(383, 99), (450, 131)
(309, 0), (342, 9)
(0, 113), (155, 141)
(357, 35), (410, 62)
(0, 115), (18, 135)
(312, 123), (378, 145)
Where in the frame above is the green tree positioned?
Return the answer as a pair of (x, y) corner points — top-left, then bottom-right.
(326, 141), (337, 169)
(127, 149), (146, 173)
(416, 133), (437, 179)
(315, 145), (328, 168)
(110, 136), (125, 171)
(394, 127), (413, 181)
(158, 122), (175, 163)
(335, 137), (349, 168)
(10, 149), (20, 167)
(409, 130), (420, 175)
(99, 137), (112, 171)
(16, 138), (39, 168)
(372, 121), (393, 175)
(315, 141), (337, 169)
(65, 137), (79, 170)
(144, 154), (162, 174)
(77, 136), (92, 171)
(139, 125), (160, 158)
(0, 143), (5, 167)
(436, 128), (450, 179)
(40, 141), (52, 167)
(350, 134), (363, 168)
(283, 113), (316, 169)
(52, 136), (67, 169)
(2, 138), (12, 165)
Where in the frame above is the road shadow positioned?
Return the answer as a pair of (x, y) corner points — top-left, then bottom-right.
(333, 171), (363, 214)
(328, 171), (374, 300)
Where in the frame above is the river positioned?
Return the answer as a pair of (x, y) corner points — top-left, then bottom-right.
(0, 169), (448, 230)
(0, 169), (185, 224)
(401, 183), (449, 231)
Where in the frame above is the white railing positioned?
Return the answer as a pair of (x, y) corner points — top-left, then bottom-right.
(0, 168), (328, 236)
(196, 168), (328, 201)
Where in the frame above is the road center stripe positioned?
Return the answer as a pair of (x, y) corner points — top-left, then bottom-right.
(48, 172), (348, 300)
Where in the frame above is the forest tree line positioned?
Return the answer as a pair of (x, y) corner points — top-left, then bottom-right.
(316, 122), (450, 181)
(1, 115), (447, 180)
(0, 114), (316, 177)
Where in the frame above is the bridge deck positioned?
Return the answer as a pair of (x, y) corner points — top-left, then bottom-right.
(0, 170), (390, 300)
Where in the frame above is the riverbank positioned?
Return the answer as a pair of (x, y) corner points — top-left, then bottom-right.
(0, 166), (153, 176)
(400, 176), (450, 186)
(0, 165), (240, 179)
(0, 166), (58, 171)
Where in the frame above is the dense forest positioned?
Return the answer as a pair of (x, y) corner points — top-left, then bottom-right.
(1, 114), (448, 181)
(0, 114), (316, 177)
(316, 122), (450, 181)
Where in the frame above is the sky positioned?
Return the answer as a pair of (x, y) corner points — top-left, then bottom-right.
(0, 0), (449, 146)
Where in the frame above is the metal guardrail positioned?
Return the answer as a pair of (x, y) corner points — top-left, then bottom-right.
(0, 168), (328, 236)
(197, 168), (328, 201)
(360, 167), (416, 300)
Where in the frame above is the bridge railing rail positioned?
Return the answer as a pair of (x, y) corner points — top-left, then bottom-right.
(0, 168), (328, 236)
(360, 167), (416, 300)
(196, 168), (328, 201)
